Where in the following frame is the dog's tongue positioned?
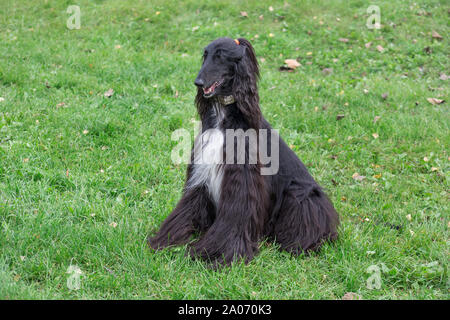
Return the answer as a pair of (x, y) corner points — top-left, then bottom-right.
(203, 82), (217, 94)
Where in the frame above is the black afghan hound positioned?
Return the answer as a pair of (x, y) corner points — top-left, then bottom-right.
(148, 37), (339, 265)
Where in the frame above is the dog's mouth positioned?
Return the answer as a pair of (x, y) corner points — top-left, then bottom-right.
(202, 80), (223, 97)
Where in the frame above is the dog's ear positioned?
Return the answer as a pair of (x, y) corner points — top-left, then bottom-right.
(236, 38), (259, 79)
(233, 38), (261, 128)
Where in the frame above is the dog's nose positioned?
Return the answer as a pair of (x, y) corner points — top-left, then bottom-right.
(194, 78), (204, 87)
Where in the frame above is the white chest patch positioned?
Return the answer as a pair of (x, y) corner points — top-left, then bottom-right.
(187, 104), (225, 205)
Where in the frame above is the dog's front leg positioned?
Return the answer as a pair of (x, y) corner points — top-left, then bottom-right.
(189, 164), (267, 265)
(148, 185), (214, 249)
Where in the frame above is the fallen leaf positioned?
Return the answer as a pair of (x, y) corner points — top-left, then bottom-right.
(82, 130), (89, 135)
(322, 68), (333, 75)
(104, 88), (114, 98)
(240, 11), (248, 17)
(439, 74), (448, 80)
(423, 156), (429, 162)
(427, 98), (444, 105)
(381, 93), (388, 100)
(365, 42), (372, 48)
(431, 30), (443, 40)
(352, 173), (366, 181)
(376, 45), (384, 52)
(406, 214), (412, 221)
(23, 158), (29, 163)
(259, 15), (264, 20)
(56, 102), (65, 108)
(192, 26), (199, 32)
(373, 115), (381, 123)
(338, 38), (349, 43)
(269, 33), (274, 37)
(114, 44), (121, 49)
(0, 97), (5, 102)
(342, 292), (362, 300)
(336, 114), (345, 120)
(284, 59), (301, 69)
(431, 167), (439, 172)
(269, 6), (274, 12)
(372, 133), (379, 139)
(110, 222), (118, 228)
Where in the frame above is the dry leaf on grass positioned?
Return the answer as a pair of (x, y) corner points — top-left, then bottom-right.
(342, 292), (362, 300)
(104, 88), (114, 98)
(372, 133), (379, 139)
(338, 38), (349, 43)
(365, 42), (372, 48)
(240, 11), (248, 17)
(376, 45), (384, 52)
(427, 98), (445, 105)
(373, 115), (381, 123)
(431, 30), (443, 40)
(322, 68), (333, 75)
(352, 173), (366, 181)
(336, 114), (345, 120)
(284, 59), (301, 69)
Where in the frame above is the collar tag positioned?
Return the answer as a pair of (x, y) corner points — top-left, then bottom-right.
(217, 95), (235, 106)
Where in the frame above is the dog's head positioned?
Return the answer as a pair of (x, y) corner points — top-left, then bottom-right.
(194, 37), (259, 99)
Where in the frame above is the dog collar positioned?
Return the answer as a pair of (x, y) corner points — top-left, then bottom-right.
(216, 95), (235, 106)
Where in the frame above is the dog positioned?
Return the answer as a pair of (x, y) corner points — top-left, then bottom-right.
(148, 37), (339, 266)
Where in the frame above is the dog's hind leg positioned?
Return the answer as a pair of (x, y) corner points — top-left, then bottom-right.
(148, 186), (215, 249)
(273, 181), (339, 254)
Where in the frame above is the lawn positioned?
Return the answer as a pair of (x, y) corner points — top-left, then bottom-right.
(0, 0), (448, 299)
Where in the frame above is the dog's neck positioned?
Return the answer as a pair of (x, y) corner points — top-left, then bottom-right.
(215, 95), (235, 106)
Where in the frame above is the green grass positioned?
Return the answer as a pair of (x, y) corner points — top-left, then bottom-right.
(0, 0), (448, 299)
